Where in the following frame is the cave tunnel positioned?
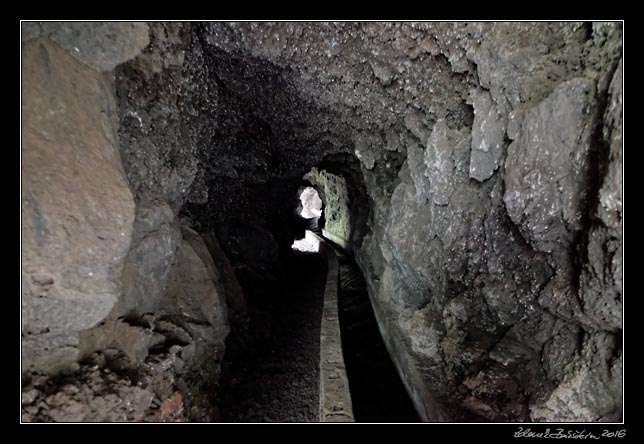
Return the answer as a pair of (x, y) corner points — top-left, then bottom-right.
(21, 21), (623, 424)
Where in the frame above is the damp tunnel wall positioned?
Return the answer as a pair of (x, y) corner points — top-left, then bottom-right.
(21, 21), (622, 423)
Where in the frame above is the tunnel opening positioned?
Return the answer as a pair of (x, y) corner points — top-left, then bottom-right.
(297, 186), (323, 220)
(291, 184), (323, 253)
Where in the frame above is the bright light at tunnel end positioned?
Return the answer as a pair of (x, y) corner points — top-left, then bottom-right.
(291, 230), (320, 253)
(299, 187), (322, 219)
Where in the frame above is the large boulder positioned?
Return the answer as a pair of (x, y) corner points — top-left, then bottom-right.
(21, 39), (136, 374)
(162, 224), (230, 343)
(115, 203), (182, 319)
(202, 231), (246, 317)
(161, 224), (230, 420)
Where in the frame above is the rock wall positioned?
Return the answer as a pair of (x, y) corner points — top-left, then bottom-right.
(356, 24), (622, 422)
(22, 21), (622, 423)
(82, 22), (241, 420)
(22, 22), (242, 422)
(186, 22), (622, 422)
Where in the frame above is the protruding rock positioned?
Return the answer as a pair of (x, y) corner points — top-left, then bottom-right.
(407, 142), (431, 203)
(115, 203), (181, 318)
(504, 78), (597, 253)
(21, 39), (135, 374)
(468, 89), (507, 182)
(404, 109), (431, 143)
(424, 119), (470, 207)
(163, 224), (230, 348)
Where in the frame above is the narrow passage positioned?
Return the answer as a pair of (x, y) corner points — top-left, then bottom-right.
(218, 251), (326, 422)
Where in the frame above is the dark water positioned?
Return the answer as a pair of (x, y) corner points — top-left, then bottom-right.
(337, 253), (421, 423)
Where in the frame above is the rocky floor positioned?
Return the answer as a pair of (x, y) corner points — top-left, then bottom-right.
(218, 251), (326, 422)
(21, 351), (189, 422)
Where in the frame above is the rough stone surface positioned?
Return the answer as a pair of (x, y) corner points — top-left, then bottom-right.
(114, 22), (197, 211)
(163, 22), (621, 422)
(22, 39), (135, 375)
(22, 24), (242, 422)
(22, 22), (150, 71)
(504, 78), (597, 254)
(304, 168), (352, 244)
(468, 88), (507, 182)
(21, 359), (188, 422)
(38, 223), (232, 422)
(115, 203), (181, 318)
(173, 22), (619, 422)
(202, 231), (247, 317)
(107, 23), (241, 421)
(163, 224), (229, 337)
(578, 58), (623, 333)
(158, 224), (230, 420)
(79, 319), (165, 371)
(22, 21), (622, 423)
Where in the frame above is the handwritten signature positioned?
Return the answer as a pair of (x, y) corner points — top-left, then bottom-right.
(514, 427), (626, 439)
